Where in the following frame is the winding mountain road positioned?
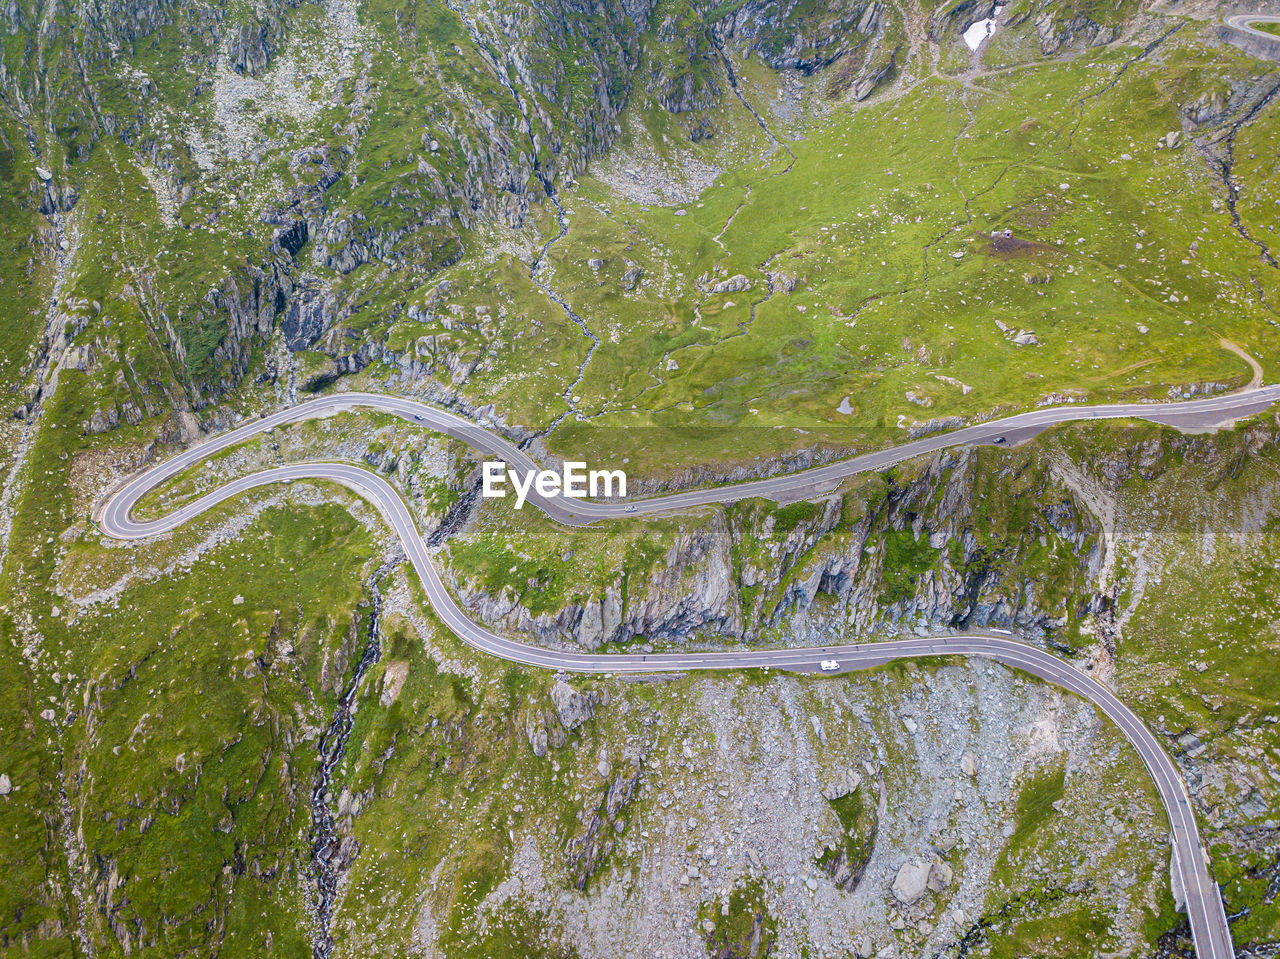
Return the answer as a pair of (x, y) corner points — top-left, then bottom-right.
(97, 386), (1278, 959)
(100, 385), (1280, 532)
(1224, 12), (1280, 40)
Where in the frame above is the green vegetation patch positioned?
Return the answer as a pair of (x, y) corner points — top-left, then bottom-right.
(880, 527), (940, 604)
(1009, 763), (1067, 849)
(815, 785), (878, 888)
(699, 878), (777, 959)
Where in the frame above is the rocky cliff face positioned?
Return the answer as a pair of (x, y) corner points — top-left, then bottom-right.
(0, 0), (921, 411)
(458, 509), (742, 648)
(715, 0), (888, 73)
(448, 443), (1106, 650)
(1, 0), (657, 404)
(927, 0), (1136, 55)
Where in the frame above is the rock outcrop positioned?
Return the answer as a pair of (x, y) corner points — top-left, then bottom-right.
(452, 444), (1112, 650)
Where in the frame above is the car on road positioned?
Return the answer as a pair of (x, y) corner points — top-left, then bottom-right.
(993, 436), (1006, 444)
(820, 659), (840, 671)
(625, 505), (637, 512)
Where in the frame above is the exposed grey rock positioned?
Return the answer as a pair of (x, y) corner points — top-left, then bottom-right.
(379, 661), (409, 707)
(550, 680), (597, 730)
(282, 285), (340, 351)
(626, 511), (741, 641)
(575, 586), (624, 648)
(1032, 11), (1119, 56)
(854, 59), (895, 101)
(716, 0), (889, 74)
(766, 270), (797, 294)
(0, 773), (11, 795)
(621, 265), (643, 291)
(227, 19), (274, 76)
(823, 768), (861, 801)
(527, 717), (549, 757)
(709, 274), (751, 294)
(907, 416), (965, 438)
(927, 860), (953, 892)
(1182, 92), (1225, 128)
(858, 2), (881, 34)
(891, 858), (931, 904)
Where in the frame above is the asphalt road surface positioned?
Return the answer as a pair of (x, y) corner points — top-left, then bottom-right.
(100, 384), (1280, 533)
(1224, 12), (1280, 39)
(97, 388), (1273, 959)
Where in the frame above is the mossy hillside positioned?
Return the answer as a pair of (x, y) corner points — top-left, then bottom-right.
(413, 34), (1279, 479)
(9, 1), (374, 385)
(1, 489), (1186, 959)
(63, 504), (374, 955)
(699, 878), (778, 958)
(445, 491), (685, 620)
(0, 111), (63, 562)
(22, 137), (263, 413)
(314, 589), (1179, 958)
(0, 340), (379, 953)
(0, 116), (56, 389)
(0, 117), (149, 959)
(116, 408), (1105, 665)
(386, 250), (590, 431)
(308, 0), (493, 271)
(16, 5), (1278, 483)
(1232, 92), (1280, 273)
(2, 6), (1278, 959)
(641, 0), (720, 111)
(319, 568), (676, 955)
(370, 46), (784, 437)
(435, 416), (1280, 950)
(1099, 426), (1280, 945)
(974, 741), (1178, 958)
(323, 601), (617, 957)
(9, 0), (1280, 482)
(5, 0), (614, 396)
(6, 364), (1266, 957)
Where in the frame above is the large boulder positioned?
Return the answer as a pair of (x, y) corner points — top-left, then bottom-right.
(928, 860), (954, 892)
(891, 858), (931, 904)
(823, 768), (861, 801)
(550, 680), (597, 730)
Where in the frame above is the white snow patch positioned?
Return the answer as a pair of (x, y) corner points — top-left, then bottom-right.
(963, 9), (1002, 50)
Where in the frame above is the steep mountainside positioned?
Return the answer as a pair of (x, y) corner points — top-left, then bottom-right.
(1, 0), (1279, 956)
